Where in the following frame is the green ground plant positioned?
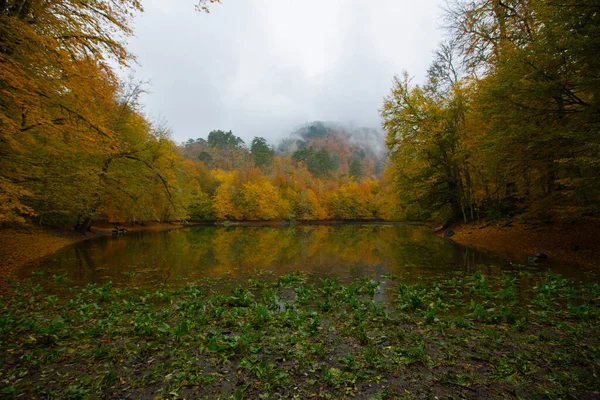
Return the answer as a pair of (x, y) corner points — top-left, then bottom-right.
(0, 271), (598, 398)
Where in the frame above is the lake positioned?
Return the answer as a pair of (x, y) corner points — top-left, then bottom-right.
(20, 223), (585, 293)
(8, 223), (600, 399)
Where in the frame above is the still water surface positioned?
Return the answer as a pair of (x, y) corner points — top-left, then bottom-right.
(20, 224), (585, 291)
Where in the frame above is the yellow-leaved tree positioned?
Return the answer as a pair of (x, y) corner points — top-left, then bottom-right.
(0, 0), (141, 223)
(1, 1), (193, 229)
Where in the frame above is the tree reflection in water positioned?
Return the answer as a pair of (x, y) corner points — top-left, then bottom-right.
(22, 224), (559, 293)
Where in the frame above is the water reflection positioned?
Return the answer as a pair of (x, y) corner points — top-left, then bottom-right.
(20, 224), (571, 290)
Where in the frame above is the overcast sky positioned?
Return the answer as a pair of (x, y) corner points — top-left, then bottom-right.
(126, 0), (445, 145)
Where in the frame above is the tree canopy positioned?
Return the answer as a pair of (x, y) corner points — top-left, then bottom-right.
(382, 0), (600, 222)
(251, 137), (275, 168)
(182, 125), (386, 222)
(0, 0), (191, 228)
(4, 0), (594, 226)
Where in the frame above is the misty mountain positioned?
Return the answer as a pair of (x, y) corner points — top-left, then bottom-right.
(181, 121), (386, 179)
(277, 121), (386, 178)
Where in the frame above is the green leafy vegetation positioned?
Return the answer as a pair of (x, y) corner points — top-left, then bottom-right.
(1, 270), (598, 398)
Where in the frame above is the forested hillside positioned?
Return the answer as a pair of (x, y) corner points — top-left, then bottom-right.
(181, 123), (389, 221)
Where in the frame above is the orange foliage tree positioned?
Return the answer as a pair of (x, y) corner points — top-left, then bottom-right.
(181, 130), (387, 222)
(0, 1), (196, 228)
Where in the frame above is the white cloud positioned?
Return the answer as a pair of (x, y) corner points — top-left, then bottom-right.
(127, 0), (444, 144)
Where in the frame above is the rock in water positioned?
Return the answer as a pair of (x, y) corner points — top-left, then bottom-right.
(528, 253), (548, 265)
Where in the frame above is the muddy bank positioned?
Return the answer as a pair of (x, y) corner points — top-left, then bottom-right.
(442, 220), (600, 269)
(0, 222), (187, 276)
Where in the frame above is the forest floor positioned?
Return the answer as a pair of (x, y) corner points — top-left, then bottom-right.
(443, 220), (600, 270)
(0, 222), (187, 278)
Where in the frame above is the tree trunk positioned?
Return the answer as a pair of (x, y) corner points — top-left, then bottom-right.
(75, 216), (93, 234)
(492, 0), (507, 62)
(447, 177), (462, 222)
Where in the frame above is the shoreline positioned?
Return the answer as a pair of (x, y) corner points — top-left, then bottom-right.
(442, 220), (600, 270)
(0, 222), (188, 276)
(2, 219), (599, 279)
(0, 220), (392, 276)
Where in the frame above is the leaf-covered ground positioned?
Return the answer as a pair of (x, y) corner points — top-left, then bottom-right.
(0, 223), (187, 277)
(1, 270), (599, 399)
(0, 228), (86, 278)
(448, 220), (600, 270)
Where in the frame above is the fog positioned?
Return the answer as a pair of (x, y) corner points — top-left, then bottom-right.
(127, 0), (445, 145)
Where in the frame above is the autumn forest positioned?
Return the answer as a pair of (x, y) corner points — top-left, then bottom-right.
(2, 2), (600, 398)
(1, 0), (599, 230)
